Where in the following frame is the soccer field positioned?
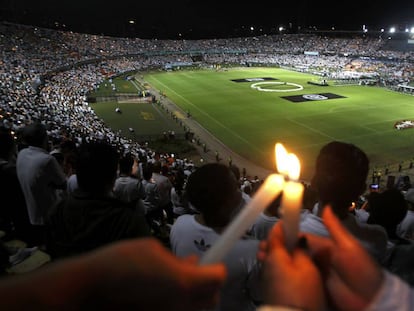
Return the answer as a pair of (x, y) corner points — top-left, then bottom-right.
(143, 67), (414, 180)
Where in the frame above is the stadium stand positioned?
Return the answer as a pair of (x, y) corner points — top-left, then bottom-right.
(2, 20), (414, 275)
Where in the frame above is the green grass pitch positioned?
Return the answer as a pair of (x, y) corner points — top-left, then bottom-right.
(143, 67), (414, 180)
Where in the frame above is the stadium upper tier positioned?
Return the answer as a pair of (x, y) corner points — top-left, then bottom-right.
(1, 21), (414, 77)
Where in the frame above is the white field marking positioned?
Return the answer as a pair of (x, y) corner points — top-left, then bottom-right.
(130, 79), (141, 91)
(251, 81), (303, 92)
(152, 99), (173, 122)
(286, 118), (337, 140)
(150, 76), (264, 154)
(129, 79), (170, 122)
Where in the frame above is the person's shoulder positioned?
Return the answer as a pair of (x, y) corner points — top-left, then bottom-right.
(173, 214), (195, 226)
(406, 210), (414, 219)
(358, 219), (388, 234)
(115, 176), (138, 185)
(300, 214), (328, 236)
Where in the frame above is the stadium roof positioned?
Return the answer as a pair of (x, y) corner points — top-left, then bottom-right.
(1, 0), (414, 39)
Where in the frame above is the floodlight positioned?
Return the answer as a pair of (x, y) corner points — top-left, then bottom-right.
(389, 27), (396, 33)
(411, 27), (414, 33)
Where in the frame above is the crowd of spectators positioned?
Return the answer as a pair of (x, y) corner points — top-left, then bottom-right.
(2, 21), (414, 184)
(2, 21), (414, 310)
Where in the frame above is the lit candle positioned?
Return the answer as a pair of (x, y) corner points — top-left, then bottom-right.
(200, 173), (285, 264)
(278, 149), (304, 253)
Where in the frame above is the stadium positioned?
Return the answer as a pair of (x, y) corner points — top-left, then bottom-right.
(3, 21), (414, 182)
(3, 7), (414, 307)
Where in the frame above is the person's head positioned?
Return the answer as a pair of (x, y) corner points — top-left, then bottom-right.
(312, 141), (369, 218)
(20, 122), (48, 149)
(172, 168), (186, 192)
(229, 164), (241, 182)
(118, 153), (134, 176)
(0, 127), (15, 160)
(142, 162), (154, 181)
(76, 141), (119, 194)
(152, 161), (162, 174)
(404, 188), (414, 211)
(367, 188), (407, 235)
(186, 163), (242, 228)
(161, 164), (169, 177)
(242, 180), (252, 196)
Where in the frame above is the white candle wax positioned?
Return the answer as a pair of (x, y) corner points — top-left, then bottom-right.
(200, 173), (285, 265)
(281, 180), (304, 253)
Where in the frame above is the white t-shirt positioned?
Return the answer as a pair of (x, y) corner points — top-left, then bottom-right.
(170, 214), (262, 311)
(16, 146), (66, 225)
(397, 210), (414, 241)
(249, 212), (279, 240)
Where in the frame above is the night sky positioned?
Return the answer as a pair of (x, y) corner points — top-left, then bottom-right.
(1, 0), (414, 38)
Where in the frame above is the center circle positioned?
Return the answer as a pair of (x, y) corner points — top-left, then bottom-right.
(250, 81), (303, 92)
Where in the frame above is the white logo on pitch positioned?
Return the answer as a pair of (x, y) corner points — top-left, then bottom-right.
(246, 78), (265, 82)
(302, 94), (328, 100)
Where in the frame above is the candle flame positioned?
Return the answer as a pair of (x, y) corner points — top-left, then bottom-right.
(286, 153), (300, 180)
(275, 143), (301, 180)
(275, 143), (288, 175)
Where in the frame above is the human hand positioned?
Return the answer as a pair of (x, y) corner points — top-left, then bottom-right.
(305, 206), (384, 311)
(258, 222), (325, 311)
(84, 238), (227, 311)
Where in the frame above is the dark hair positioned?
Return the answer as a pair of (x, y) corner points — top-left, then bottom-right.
(21, 122), (47, 147)
(172, 168), (186, 196)
(76, 141), (119, 193)
(0, 127), (14, 159)
(142, 162), (154, 181)
(186, 163), (240, 227)
(152, 161), (162, 174)
(118, 153), (134, 175)
(161, 164), (169, 176)
(229, 164), (241, 181)
(367, 188), (408, 233)
(312, 141), (369, 212)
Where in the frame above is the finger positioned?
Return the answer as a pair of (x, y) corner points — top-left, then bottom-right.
(259, 240), (268, 252)
(257, 240), (268, 262)
(322, 206), (384, 302)
(266, 222), (292, 263)
(322, 205), (358, 249)
(267, 221), (285, 249)
(302, 233), (334, 256)
(297, 233), (334, 279)
(324, 269), (369, 311)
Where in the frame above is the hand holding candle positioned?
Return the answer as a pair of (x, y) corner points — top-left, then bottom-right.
(276, 143), (304, 253)
(200, 143), (303, 264)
